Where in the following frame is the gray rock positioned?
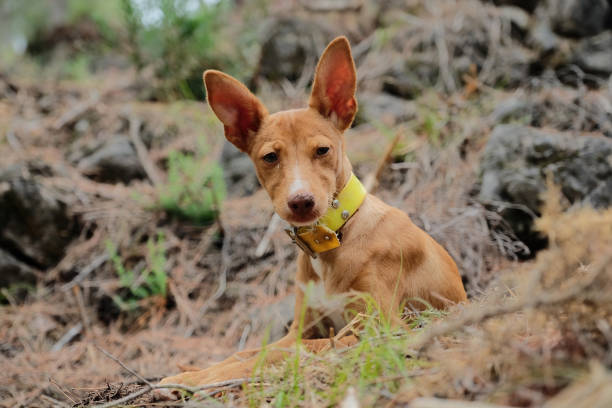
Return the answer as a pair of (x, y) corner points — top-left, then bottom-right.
(491, 90), (612, 138)
(530, 20), (562, 53)
(493, 0), (541, 12)
(498, 6), (531, 31)
(220, 141), (259, 198)
(489, 96), (533, 123)
(573, 31), (612, 76)
(479, 125), (612, 251)
(0, 248), (37, 288)
(76, 136), (145, 183)
(383, 10), (533, 97)
(548, 0), (610, 38)
(382, 59), (439, 100)
(358, 92), (417, 126)
(258, 18), (331, 82)
(0, 164), (77, 271)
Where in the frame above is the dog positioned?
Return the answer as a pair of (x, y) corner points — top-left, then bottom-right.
(156, 36), (466, 396)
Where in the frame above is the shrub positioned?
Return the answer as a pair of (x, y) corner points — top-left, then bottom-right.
(106, 232), (168, 311)
(157, 149), (225, 224)
(121, 0), (232, 100)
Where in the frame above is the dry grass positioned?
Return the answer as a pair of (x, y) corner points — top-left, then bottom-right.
(2, 2), (612, 404)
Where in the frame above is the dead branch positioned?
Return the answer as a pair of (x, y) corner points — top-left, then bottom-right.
(184, 228), (231, 337)
(301, 0), (362, 12)
(73, 286), (91, 333)
(61, 253), (109, 292)
(51, 323), (83, 352)
(434, 24), (457, 93)
(52, 92), (100, 131)
(6, 130), (23, 153)
(410, 397), (512, 408)
(363, 133), (401, 193)
(129, 117), (163, 186)
(92, 379), (250, 408)
(94, 345), (154, 387)
(92, 344), (250, 407)
(413, 255), (611, 351)
(255, 213), (281, 257)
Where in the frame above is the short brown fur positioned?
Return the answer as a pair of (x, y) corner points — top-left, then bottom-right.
(157, 36), (466, 396)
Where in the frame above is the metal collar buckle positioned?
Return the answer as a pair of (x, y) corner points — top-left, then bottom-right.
(285, 227), (318, 259)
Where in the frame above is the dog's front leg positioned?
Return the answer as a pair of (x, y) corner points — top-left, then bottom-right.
(155, 262), (317, 399)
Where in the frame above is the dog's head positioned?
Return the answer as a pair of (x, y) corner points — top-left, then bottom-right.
(204, 37), (357, 226)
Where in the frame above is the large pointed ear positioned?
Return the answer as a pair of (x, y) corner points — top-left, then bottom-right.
(308, 36), (357, 131)
(204, 70), (268, 152)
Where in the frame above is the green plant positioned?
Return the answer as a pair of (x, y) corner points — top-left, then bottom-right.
(157, 147), (225, 224)
(0, 283), (36, 304)
(106, 232), (168, 311)
(240, 291), (440, 407)
(120, 0), (232, 100)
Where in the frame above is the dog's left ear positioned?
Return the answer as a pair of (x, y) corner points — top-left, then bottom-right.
(309, 36), (357, 131)
(204, 70), (268, 152)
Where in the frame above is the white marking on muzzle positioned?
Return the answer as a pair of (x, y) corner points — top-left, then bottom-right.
(289, 163), (309, 195)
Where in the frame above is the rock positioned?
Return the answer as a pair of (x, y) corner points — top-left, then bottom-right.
(220, 141), (259, 198)
(488, 96), (533, 123)
(573, 31), (612, 76)
(75, 136), (145, 183)
(492, 0), (541, 12)
(382, 60), (439, 100)
(478, 125), (612, 252)
(0, 164), (77, 271)
(530, 20), (561, 54)
(383, 9), (533, 97)
(498, 6), (531, 32)
(491, 89), (612, 138)
(548, 0), (610, 38)
(257, 18), (331, 83)
(0, 249), (37, 288)
(357, 92), (417, 126)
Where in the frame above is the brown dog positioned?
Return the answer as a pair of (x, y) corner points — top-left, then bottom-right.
(157, 36), (466, 394)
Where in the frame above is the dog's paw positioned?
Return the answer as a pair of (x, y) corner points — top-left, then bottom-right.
(152, 387), (180, 401)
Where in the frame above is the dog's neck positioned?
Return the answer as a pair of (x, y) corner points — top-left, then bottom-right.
(335, 154), (353, 198)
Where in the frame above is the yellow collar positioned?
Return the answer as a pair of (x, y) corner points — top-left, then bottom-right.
(285, 173), (367, 258)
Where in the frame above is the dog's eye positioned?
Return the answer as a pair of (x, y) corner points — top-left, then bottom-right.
(316, 147), (330, 156)
(262, 152), (278, 163)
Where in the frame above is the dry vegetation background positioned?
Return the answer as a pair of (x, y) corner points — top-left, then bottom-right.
(1, 0), (611, 407)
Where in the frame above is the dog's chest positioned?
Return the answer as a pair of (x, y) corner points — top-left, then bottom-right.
(310, 257), (326, 279)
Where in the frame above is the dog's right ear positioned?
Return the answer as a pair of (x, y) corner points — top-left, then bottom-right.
(204, 70), (268, 152)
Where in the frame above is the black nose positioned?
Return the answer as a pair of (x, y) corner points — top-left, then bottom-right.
(287, 193), (315, 217)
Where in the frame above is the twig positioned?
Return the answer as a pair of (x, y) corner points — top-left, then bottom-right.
(255, 213), (281, 257)
(434, 23), (457, 93)
(94, 345), (153, 387)
(129, 117), (163, 186)
(92, 379), (250, 408)
(300, 0), (362, 12)
(52, 92), (99, 131)
(185, 228), (231, 337)
(6, 130), (23, 153)
(40, 394), (71, 408)
(72, 285), (91, 333)
(61, 253), (109, 292)
(49, 377), (78, 405)
(51, 323), (83, 352)
(410, 397), (512, 408)
(363, 133), (401, 193)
